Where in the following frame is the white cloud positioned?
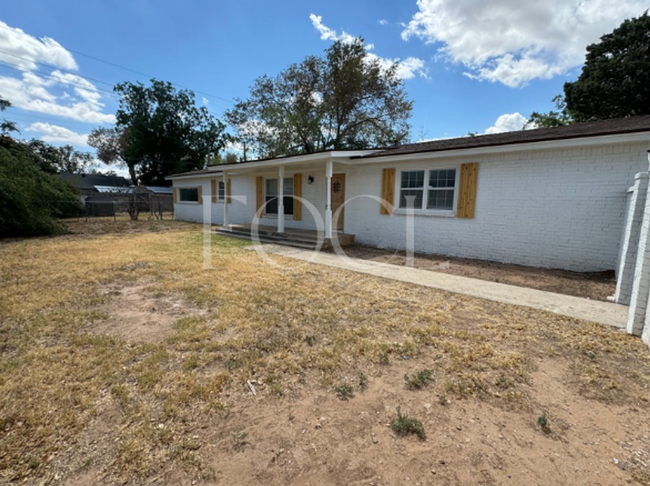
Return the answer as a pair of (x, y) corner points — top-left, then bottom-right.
(484, 112), (529, 134)
(0, 21), (114, 124)
(202, 97), (209, 105)
(26, 122), (89, 146)
(309, 14), (428, 80)
(401, 0), (647, 87)
(0, 21), (77, 71)
(378, 19), (389, 26)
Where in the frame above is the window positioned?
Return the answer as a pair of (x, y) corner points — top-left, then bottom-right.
(427, 169), (456, 210)
(399, 171), (424, 209)
(399, 168), (457, 212)
(179, 187), (199, 202)
(217, 181), (225, 202)
(265, 178), (293, 215)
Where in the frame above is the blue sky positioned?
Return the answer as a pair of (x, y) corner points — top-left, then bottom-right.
(0, 0), (647, 169)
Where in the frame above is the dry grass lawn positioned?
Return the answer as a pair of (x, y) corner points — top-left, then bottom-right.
(1, 217), (650, 485)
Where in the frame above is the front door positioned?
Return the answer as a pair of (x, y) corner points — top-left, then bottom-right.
(331, 173), (345, 231)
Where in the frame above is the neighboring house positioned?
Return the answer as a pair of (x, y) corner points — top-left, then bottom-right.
(168, 116), (650, 346)
(60, 173), (133, 216)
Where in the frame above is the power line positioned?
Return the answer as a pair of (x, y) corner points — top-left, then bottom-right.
(0, 22), (235, 105)
(0, 61), (120, 99)
(67, 47), (235, 105)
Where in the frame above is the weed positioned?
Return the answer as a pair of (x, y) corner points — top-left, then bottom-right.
(232, 432), (248, 451)
(404, 369), (434, 390)
(358, 372), (368, 391)
(391, 406), (426, 441)
(537, 414), (550, 432)
(438, 394), (449, 406)
(334, 383), (354, 400)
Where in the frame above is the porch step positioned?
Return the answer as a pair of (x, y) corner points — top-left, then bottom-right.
(215, 229), (320, 250)
(214, 225), (354, 250)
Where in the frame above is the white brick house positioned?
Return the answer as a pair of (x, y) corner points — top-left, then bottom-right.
(169, 116), (650, 347)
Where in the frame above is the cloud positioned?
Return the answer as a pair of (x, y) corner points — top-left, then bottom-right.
(378, 19), (389, 26)
(201, 97), (209, 105)
(0, 21), (114, 124)
(309, 14), (428, 80)
(26, 122), (89, 146)
(0, 21), (77, 71)
(484, 112), (529, 134)
(401, 0), (647, 87)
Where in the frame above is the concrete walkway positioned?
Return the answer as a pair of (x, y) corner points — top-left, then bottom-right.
(255, 244), (629, 329)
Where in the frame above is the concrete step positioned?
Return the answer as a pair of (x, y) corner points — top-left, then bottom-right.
(215, 229), (321, 250)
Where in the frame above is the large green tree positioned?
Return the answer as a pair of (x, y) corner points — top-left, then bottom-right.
(226, 38), (413, 159)
(564, 12), (650, 122)
(26, 140), (97, 174)
(0, 136), (81, 237)
(528, 12), (650, 126)
(90, 80), (228, 185)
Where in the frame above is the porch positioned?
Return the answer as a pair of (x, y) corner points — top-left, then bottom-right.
(215, 224), (355, 250)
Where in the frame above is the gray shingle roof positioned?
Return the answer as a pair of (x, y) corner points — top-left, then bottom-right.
(358, 116), (650, 159)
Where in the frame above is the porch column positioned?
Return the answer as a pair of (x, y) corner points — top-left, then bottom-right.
(325, 160), (333, 239)
(278, 165), (285, 233)
(222, 171), (229, 227)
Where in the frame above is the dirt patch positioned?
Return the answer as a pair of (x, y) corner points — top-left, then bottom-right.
(332, 245), (616, 301)
(88, 280), (208, 343)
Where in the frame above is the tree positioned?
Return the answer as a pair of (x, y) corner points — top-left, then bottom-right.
(87, 127), (132, 181)
(564, 12), (650, 121)
(94, 80), (228, 186)
(0, 136), (81, 237)
(526, 95), (575, 128)
(0, 97), (19, 135)
(26, 140), (97, 174)
(226, 38), (413, 159)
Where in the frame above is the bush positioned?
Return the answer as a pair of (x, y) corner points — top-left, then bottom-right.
(0, 138), (81, 237)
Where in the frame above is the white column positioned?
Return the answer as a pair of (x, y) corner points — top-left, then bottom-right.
(222, 171), (229, 227)
(278, 165), (285, 233)
(325, 160), (333, 239)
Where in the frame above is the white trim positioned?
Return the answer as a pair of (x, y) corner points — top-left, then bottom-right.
(396, 166), (459, 215)
(168, 131), (650, 181)
(355, 132), (650, 165)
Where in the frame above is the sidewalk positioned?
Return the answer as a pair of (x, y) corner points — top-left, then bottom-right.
(255, 244), (629, 329)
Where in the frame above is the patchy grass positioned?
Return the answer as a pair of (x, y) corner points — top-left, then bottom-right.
(1, 217), (650, 484)
(391, 406), (426, 441)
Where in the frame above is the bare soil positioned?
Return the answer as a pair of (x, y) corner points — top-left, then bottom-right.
(334, 245), (616, 301)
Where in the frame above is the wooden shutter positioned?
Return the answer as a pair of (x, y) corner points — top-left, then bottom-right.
(457, 163), (479, 219)
(173, 187), (178, 204)
(293, 173), (302, 221)
(226, 179), (232, 204)
(197, 185), (203, 205)
(380, 168), (396, 215)
(256, 176), (264, 215)
(211, 180), (217, 203)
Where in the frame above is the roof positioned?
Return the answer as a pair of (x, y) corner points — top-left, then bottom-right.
(358, 116), (650, 159)
(94, 185), (133, 193)
(60, 173), (131, 190)
(168, 116), (650, 179)
(145, 186), (174, 194)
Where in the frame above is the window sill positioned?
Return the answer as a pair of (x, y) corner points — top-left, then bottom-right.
(394, 209), (456, 218)
(176, 201), (199, 205)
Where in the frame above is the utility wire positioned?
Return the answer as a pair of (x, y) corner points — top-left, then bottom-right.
(0, 22), (235, 105)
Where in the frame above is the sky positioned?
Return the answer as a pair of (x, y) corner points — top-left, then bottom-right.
(0, 0), (647, 172)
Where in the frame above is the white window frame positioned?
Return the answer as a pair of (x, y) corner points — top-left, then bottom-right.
(396, 167), (459, 216)
(264, 177), (294, 217)
(216, 181), (225, 202)
(178, 187), (199, 204)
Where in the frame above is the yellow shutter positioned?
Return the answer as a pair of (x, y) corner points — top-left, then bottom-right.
(197, 185), (203, 205)
(380, 168), (396, 215)
(256, 176), (263, 215)
(173, 187), (178, 204)
(226, 179), (232, 204)
(211, 180), (217, 203)
(293, 173), (302, 221)
(457, 163), (479, 219)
